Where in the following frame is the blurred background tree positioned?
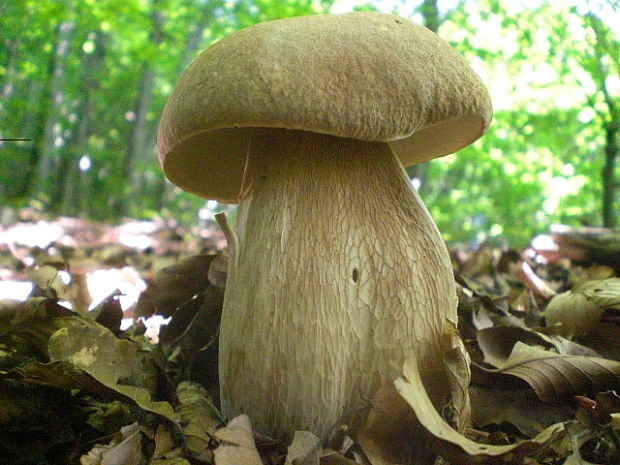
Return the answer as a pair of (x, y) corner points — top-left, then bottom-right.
(0, 0), (618, 247)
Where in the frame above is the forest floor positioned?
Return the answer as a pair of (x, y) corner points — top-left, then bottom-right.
(1, 210), (619, 465)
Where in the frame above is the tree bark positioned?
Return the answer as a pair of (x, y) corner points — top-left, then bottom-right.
(406, 0), (441, 188)
(32, 18), (75, 205)
(154, 0), (219, 210)
(602, 119), (618, 228)
(1, 38), (18, 99)
(61, 32), (107, 216)
(587, 13), (619, 228)
(123, 0), (165, 215)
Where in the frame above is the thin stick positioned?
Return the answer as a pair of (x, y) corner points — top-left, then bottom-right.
(215, 211), (239, 267)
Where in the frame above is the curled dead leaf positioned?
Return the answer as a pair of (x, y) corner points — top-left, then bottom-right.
(214, 415), (263, 465)
(395, 357), (566, 465)
(286, 431), (321, 465)
(474, 343), (620, 402)
(545, 291), (602, 338)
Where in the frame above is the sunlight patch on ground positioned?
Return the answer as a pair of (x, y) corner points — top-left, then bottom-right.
(0, 221), (65, 249)
(87, 267), (146, 311)
(0, 281), (33, 301)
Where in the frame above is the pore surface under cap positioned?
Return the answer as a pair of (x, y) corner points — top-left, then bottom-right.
(157, 11), (493, 202)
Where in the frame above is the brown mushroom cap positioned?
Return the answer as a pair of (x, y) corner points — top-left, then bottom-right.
(157, 11), (492, 202)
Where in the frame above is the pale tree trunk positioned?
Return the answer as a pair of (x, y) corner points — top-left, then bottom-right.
(32, 18), (75, 205)
(123, 0), (165, 215)
(12, 81), (45, 198)
(181, 1), (216, 68)
(61, 32), (107, 216)
(155, 0), (219, 210)
(1, 39), (18, 99)
(587, 13), (619, 228)
(406, 0), (440, 190)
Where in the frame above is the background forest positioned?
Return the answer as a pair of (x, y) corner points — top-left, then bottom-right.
(0, 0), (619, 246)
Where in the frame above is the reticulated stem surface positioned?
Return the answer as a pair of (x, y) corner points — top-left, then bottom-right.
(219, 129), (457, 440)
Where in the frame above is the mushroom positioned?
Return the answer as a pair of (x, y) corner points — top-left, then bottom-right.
(157, 10), (492, 460)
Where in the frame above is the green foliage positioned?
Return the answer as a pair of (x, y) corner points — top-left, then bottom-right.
(0, 0), (618, 246)
(418, 0), (619, 245)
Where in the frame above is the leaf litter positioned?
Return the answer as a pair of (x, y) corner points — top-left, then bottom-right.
(1, 215), (620, 464)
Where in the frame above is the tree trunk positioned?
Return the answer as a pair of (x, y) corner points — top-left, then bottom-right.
(587, 13), (619, 228)
(181, 1), (217, 68)
(123, 0), (165, 215)
(154, 0), (219, 210)
(602, 120), (618, 228)
(406, 0), (441, 188)
(32, 18), (75, 206)
(1, 38), (18, 99)
(19, 81), (46, 198)
(61, 32), (107, 216)
(419, 0), (440, 33)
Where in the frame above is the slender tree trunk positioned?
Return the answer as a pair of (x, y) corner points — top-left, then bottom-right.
(419, 0), (440, 33)
(18, 81), (46, 198)
(155, 0), (219, 210)
(602, 120), (618, 228)
(32, 18), (75, 206)
(1, 39), (18, 99)
(122, 0), (165, 216)
(181, 2), (213, 68)
(406, 0), (441, 190)
(61, 32), (107, 216)
(587, 13), (619, 228)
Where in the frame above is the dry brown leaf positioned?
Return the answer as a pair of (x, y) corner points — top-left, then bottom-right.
(476, 343), (620, 402)
(285, 431), (321, 465)
(470, 386), (574, 437)
(176, 381), (221, 462)
(134, 254), (215, 318)
(477, 327), (555, 368)
(319, 451), (360, 465)
(583, 265), (615, 281)
(208, 254), (228, 287)
(395, 357), (566, 465)
(545, 279), (620, 338)
(80, 423), (151, 465)
(576, 278), (620, 310)
(545, 291), (602, 338)
(517, 260), (557, 300)
(214, 415), (263, 465)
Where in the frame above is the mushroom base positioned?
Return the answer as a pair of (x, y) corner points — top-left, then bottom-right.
(219, 129), (459, 446)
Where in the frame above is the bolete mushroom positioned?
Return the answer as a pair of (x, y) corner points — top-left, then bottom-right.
(157, 10), (492, 459)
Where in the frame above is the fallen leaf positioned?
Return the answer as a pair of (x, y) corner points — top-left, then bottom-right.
(214, 415), (263, 465)
(135, 254), (215, 318)
(176, 381), (222, 462)
(208, 253), (228, 287)
(477, 327), (555, 368)
(545, 290), (603, 337)
(395, 357), (566, 465)
(469, 386), (573, 437)
(48, 321), (178, 421)
(80, 422), (151, 465)
(319, 451), (360, 465)
(286, 431), (321, 465)
(150, 459), (192, 465)
(89, 291), (124, 334)
(475, 343), (620, 402)
(517, 260), (557, 300)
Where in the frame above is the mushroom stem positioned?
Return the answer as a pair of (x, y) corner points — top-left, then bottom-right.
(219, 128), (458, 441)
